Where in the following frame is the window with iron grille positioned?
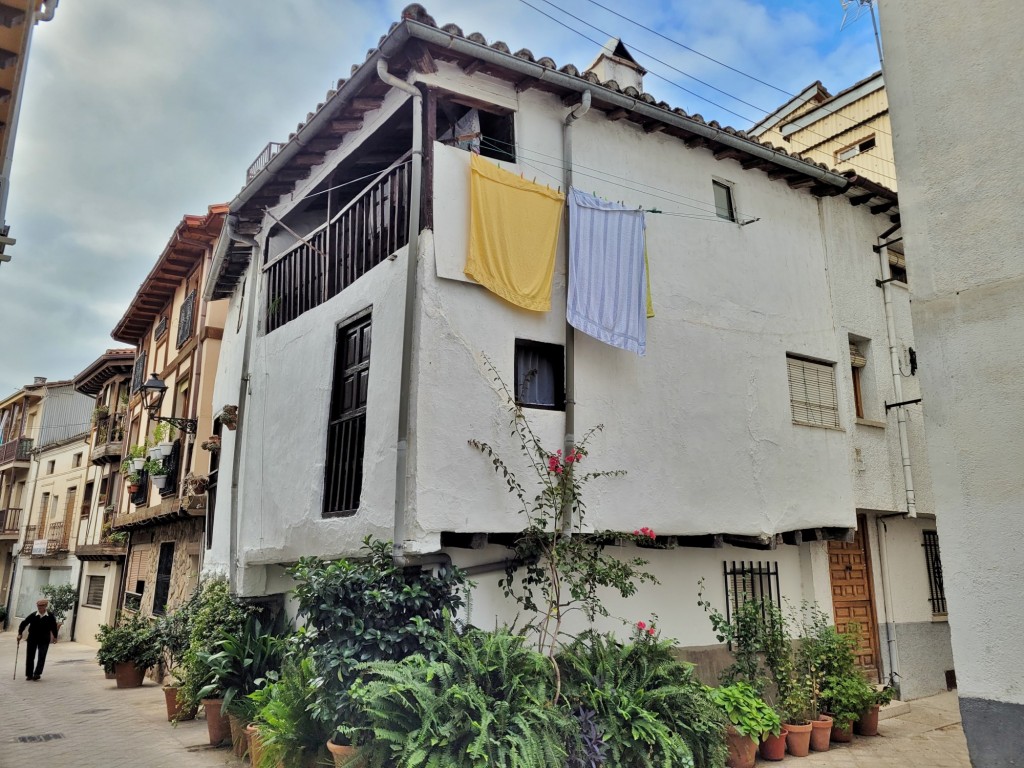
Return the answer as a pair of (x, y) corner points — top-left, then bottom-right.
(84, 576), (105, 608)
(786, 354), (840, 428)
(131, 351), (147, 393)
(723, 560), (782, 634)
(323, 312), (371, 517)
(176, 290), (196, 349)
(923, 530), (947, 614)
(152, 541), (174, 616)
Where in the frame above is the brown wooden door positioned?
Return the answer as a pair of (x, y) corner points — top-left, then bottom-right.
(828, 515), (882, 682)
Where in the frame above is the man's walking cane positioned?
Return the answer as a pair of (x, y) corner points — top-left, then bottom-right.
(13, 636), (20, 680)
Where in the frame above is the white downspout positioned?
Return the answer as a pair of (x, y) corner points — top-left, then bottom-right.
(878, 239), (916, 517)
(377, 60), (422, 565)
(876, 514), (902, 687)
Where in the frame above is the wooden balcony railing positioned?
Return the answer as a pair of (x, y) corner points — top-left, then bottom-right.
(94, 413), (125, 446)
(264, 158), (412, 332)
(247, 141), (285, 183)
(0, 507), (20, 533)
(0, 437), (32, 465)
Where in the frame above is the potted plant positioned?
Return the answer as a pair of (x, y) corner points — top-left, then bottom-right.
(154, 423), (175, 457)
(125, 471), (141, 493)
(707, 682), (781, 768)
(821, 672), (875, 742)
(781, 670), (816, 757)
(856, 684), (897, 736)
(148, 460), (169, 490)
(95, 612), (162, 688)
(250, 656), (332, 768)
(218, 404), (238, 430)
(127, 443), (148, 471)
(92, 404), (110, 425)
(155, 603), (197, 721)
(201, 435), (221, 453)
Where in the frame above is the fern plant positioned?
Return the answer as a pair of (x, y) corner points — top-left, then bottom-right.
(249, 655), (331, 768)
(345, 621), (575, 768)
(558, 629), (728, 768)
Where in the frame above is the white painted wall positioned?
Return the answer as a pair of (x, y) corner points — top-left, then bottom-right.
(75, 560), (121, 646)
(880, 0), (1024, 714)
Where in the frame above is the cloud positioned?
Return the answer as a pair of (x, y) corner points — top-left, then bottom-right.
(0, 0), (879, 394)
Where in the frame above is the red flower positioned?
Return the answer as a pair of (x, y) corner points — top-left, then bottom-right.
(636, 620), (646, 631)
(647, 627), (656, 636)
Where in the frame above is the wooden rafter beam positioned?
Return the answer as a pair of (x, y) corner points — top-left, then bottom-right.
(328, 119), (362, 134)
(606, 108), (629, 121)
(460, 58), (484, 76)
(722, 533), (780, 550)
(870, 201), (895, 214)
(349, 97), (383, 112)
(406, 41), (438, 74)
(849, 192), (875, 206)
(643, 122), (666, 134)
(788, 177), (818, 190)
(713, 148), (745, 162)
(514, 75), (538, 93)
(683, 135), (707, 149)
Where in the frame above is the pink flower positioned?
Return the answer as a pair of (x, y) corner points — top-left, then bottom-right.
(647, 627), (656, 636)
(636, 621), (646, 631)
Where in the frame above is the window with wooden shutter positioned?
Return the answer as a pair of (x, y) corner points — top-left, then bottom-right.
(786, 355), (840, 428)
(176, 289), (196, 349)
(131, 351), (147, 393)
(85, 575), (105, 608)
(125, 544), (151, 606)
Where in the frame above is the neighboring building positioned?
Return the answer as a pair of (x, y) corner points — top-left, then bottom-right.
(203, 5), (947, 698)
(7, 378), (92, 622)
(880, 0), (1023, 761)
(0, 377), (42, 612)
(71, 348), (135, 645)
(109, 205), (228, 619)
(751, 71), (897, 191)
(0, 0), (59, 268)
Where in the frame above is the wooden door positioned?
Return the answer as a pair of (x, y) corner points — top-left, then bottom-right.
(828, 515), (882, 682)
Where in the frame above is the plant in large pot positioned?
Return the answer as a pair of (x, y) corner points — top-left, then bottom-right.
(821, 672), (874, 742)
(40, 583), (78, 638)
(197, 616), (284, 758)
(708, 682), (781, 768)
(95, 611), (162, 688)
(250, 655), (332, 768)
(155, 601), (197, 721)
(147, 459), (169, 490)
(856, 683), (897, 737)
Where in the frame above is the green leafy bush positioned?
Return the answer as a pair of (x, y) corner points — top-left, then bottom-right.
(40, 583), (78, 626)
(820, 674), (875, 729)
(345, 622), (573, 768)
(250, 655), (330, 768)
(96, 611), (162, 671)
(197, 615), (284, 719)
(559, 629), (728, 768)
(707, 682), (782, 740)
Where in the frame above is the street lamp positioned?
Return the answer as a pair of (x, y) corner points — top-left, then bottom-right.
(140, 373), (198, 434)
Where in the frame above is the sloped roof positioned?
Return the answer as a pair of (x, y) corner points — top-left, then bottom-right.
(73, 348), (136, 397)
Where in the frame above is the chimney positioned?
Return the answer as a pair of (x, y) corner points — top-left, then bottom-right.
(33, 377), (46, 385)
(584, 38), (645, 93)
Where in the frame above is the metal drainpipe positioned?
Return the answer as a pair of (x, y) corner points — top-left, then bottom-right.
(875, 514), (901, 686)
(377, 60), (423, 566)
(560, 91), (591, 532)
(877, 236), (916, 518)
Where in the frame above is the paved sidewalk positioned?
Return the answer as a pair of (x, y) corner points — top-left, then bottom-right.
(797, 691), (970, 767)
(0, 630), (240, 768)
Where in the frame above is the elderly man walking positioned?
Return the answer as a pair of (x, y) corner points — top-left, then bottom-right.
(17, 598), (58, 681)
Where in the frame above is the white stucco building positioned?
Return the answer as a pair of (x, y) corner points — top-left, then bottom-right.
(202, 5), (950, 698)
(880, 0), (1023, 760)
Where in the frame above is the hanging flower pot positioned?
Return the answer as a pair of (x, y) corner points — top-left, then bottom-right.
(151, 474), (168, 490)
(158, 440), (173, 457)
(147, 445), (163, 460)
(127, 483), (140, 494)
(131, 457), (146, 471)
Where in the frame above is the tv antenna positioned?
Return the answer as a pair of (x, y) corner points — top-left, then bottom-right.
(840, 0), (884, 65)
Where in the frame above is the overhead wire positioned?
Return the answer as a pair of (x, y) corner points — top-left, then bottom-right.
(517, 0), (898, 185)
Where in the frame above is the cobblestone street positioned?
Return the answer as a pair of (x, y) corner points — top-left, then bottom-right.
(0, 631), (971, 767)
(0, 631), (240, 768)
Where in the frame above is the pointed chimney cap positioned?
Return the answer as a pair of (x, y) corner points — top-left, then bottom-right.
(584, 37), (645, 92)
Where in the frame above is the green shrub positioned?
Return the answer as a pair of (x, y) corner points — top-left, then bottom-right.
(707, 682), (782, 740)
(197, 615), (284, 719)
(40, 583), (78, 626)
(559, 629), (728, 768)
(346, 622), (573, 768)
(820, 673), (875, 730)
(250, 655), (330, 768)
(96, 611), (162, 671)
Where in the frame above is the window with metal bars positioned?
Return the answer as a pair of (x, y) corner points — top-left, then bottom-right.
(84, 576), (105, 608)
(923, 530), (947, 614)
(723, 560), (782, 631)
(323, 312), (371, 517)
(131, 351), (147, 393)
(152, 541), (174, 616)
(786, 354), (840, 428)
(177, 290), (197, 349)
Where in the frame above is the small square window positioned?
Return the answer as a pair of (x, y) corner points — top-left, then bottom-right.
(515, 340), (565, 410)
(713, 180), (735, 222)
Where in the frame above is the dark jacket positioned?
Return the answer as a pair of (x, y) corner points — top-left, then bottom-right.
(18, 611), (58, 643)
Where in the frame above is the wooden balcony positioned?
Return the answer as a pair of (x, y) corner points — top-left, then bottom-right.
(112, 496), (195, 530)
(0, 507), (20, 540)
(76, 539), (127, 561)
(264, 158), (411, 332)
(91, 414), (125, 466)
(0, 437), (32, 468)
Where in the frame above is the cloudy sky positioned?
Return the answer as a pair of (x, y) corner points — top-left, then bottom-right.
(0, 0), (880, 395)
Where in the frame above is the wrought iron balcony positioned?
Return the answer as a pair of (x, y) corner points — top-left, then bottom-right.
(247, 141), (285, 183)
(0, 437), (32, 466)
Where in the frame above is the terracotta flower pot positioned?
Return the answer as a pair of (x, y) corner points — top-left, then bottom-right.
(759, 729), (788, 762)
(810, 715), (833, 752)
(162, 685), (196, 721)
(831, 722), (853, 742)
(784, 721), (812, 757)
(114, 661), (146, 688)
(246, 724), (264, 767)
(202, 698), (231, 746)
(855, 704), (880, 736)
(326, 738), (359, 768)
(104, 668), (116, 680)
(228, 713), (247, 758)
(724, 725), (757, 768)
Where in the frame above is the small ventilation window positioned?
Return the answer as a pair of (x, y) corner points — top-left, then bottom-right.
(436, 97), (516, 162)
(514, 340), (565, 410)
(837, 135), (877, 162)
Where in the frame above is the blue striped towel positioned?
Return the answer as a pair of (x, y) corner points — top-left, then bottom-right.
(567, 188), (647, 355)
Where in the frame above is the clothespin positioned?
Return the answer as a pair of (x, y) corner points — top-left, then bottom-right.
(532, 176), (537, 184)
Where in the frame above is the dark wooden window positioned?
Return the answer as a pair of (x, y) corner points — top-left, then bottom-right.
(158, 440), (181, 499)
(514, 340), (564, 410)
(206, 421), (221, 549)
(152, 541), (175, 616)
(324, 313), (371, 517)
(176, 290), (196, 349)
(131, 351), (147, 393)
(154, 315), (168, 341)
(923, 530), (947, 614)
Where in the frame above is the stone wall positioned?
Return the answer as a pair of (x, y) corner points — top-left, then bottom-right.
(130, 517), (203, 617)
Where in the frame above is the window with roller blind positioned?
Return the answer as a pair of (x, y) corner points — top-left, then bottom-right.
(123, 544), (151, 611)
(84, 576), (105, 608)
(786, 354), (840, 428)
